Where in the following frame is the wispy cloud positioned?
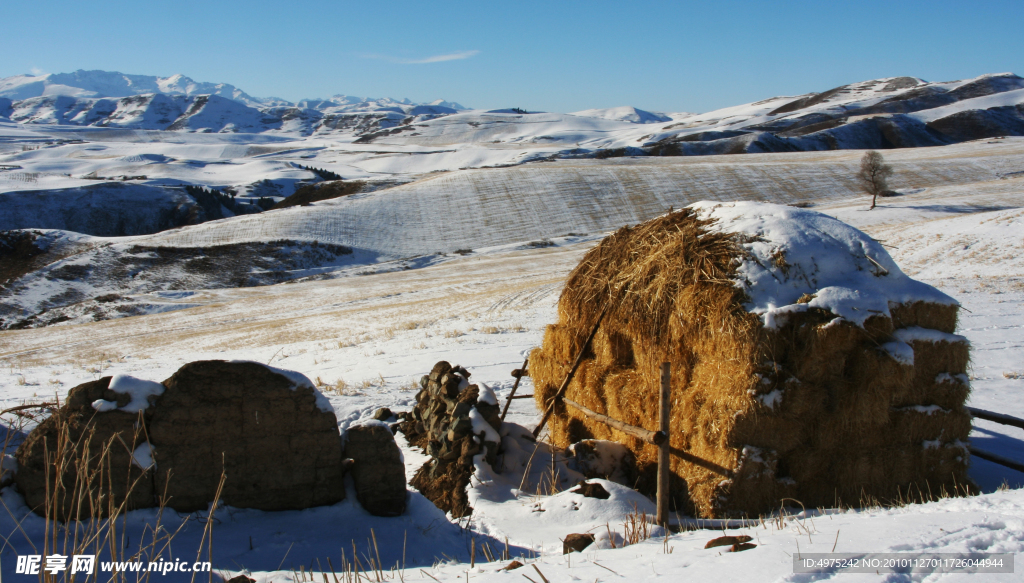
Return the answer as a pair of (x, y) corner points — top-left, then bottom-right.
(362, 50), (480, 65)
(30, 67), (45, 76)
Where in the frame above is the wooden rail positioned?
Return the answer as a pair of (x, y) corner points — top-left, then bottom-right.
(966, 407), (1024, 474)
(967, 407), (1024, 431)
(969, 446), (1024, 474)
(563, 399), (666, 445)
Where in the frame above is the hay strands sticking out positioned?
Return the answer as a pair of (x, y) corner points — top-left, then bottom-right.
(532, 306), (608, 438)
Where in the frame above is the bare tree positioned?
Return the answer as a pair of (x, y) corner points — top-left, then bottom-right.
(859, 150), (893, 210)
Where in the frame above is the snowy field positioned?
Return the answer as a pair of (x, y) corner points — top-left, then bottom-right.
(1, 139), (1024, 580)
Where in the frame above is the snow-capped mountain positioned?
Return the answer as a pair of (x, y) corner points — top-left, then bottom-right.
(296, 95), (467, 113)
(0, 70), (467, 112)
(6, 70), (1021, 151)
(0, 70), (283, 107)
(0, 70), (472, 134)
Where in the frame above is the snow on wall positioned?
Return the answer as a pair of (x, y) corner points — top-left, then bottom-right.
(90, 374), (166, 413)
(230, 361), (334, 413)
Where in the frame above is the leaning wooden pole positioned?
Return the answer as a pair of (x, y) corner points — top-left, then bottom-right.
(656, 362), (671, 528)
(532, 307), (608, 438)
(500, 356), (530, 422)
(563, 399), (665, 445)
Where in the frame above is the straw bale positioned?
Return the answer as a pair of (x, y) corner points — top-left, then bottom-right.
(888, 406), (972, 445)
(532, 203), (972, 518)
(895, 337), (971, 408)
(891, 301), (959, 333)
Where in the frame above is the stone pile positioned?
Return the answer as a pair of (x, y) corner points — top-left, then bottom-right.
(399, 361), (502, 518)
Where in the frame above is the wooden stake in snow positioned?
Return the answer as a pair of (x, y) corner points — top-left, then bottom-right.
(532, 307), (607, 438)
(656, 362), (671, 528)
(500, 356), (530, 422)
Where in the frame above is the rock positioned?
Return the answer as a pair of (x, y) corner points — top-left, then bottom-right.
(343, 423), (407, 516)
(372, 407), (394, 421)
(222, 576), (255, 583)
(14, 376), (155, 519)
(571, 480), (610, 500)
(502, 560), (524, 571)
(728, 542), (757, 552)
(565, 440), (637, 486)
(562, 533), (596, 554)
(150, 361), (345, 512)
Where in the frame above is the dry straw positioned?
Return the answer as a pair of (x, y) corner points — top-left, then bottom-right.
(531, 208), (972, 517)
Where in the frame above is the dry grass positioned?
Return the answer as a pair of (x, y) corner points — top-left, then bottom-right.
(1003, 371), (1023, 380)
(0, 410), (205, 583)
(622, 505), (653, 546)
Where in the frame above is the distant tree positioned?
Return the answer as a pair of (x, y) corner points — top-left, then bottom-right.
(300, 165), (343, 181)
(859, 150), (893, 210)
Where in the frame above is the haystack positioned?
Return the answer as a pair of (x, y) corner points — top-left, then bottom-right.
(530, 201), (972, 518)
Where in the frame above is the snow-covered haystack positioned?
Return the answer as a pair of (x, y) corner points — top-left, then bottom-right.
(530, 201), (972, 518)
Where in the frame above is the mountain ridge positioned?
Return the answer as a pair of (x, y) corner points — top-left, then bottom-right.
(0, 69), (467, 111)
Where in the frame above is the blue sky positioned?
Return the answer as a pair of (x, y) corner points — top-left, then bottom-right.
(4, 0), (1022, 113)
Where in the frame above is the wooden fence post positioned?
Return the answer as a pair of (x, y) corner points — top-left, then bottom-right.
(656, 362), (671, 528)
(500, 356), (529, 422)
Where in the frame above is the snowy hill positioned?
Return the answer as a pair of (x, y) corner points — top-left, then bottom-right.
(4, 138), (1023, 329)
(638, 73), (1024, 155)
(570, 105), (674, 123)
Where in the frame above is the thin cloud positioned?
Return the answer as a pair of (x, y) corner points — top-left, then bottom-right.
(362, 50), (480, 64)
(30, 67), (46, 76)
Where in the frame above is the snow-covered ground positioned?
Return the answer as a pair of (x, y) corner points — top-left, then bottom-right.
(2, 138), (1024, 580)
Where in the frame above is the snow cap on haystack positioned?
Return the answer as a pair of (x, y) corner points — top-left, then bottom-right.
(531, 201), (971, 518)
